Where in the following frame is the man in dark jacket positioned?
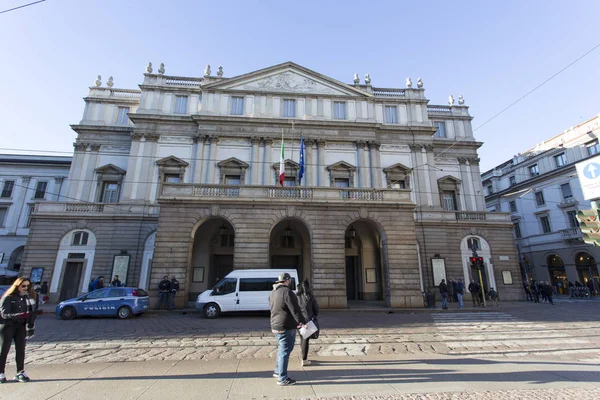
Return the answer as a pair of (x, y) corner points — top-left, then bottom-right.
(456, 278), (464, 309)
(169, 277), (180, 311)
(468, 279), (481, 306)
(269, 273), (306, 386)
(157, 275), (171, 310)
(439, 279), (448, 310)
(542, 282), (554, 305)
(93, 276), (105, 290)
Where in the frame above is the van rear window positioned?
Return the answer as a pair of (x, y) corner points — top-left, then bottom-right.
(240, 278), (274, 292)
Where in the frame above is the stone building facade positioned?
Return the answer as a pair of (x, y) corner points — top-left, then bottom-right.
(21, 62), (523, 307)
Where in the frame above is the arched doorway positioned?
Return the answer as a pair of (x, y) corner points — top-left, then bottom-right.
(139, 232), (156, 290)
(547, 254), (567, 291)
(575, 252), (599, 285)
(344, 220), (386, 304)
(8, 246), (24, 271)
(460, 236), (496, 294)
(269, 219), (311, 283)
(190, 218), (234, 301)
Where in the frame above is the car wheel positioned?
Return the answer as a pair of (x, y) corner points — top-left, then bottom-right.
(117, 306), (132, 319)
(204, 303), (220, 319)
(60, 306), (76, 320)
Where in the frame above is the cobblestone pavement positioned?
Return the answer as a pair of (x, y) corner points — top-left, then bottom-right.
(9, 300), (600, 366)
(291, 387), (600, 400)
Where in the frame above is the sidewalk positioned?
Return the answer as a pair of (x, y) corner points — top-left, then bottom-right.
(1, 354), (599, 400)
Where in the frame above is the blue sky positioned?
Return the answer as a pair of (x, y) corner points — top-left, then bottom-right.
(1, 0), (599, 171)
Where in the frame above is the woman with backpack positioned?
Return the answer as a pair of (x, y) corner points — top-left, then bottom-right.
(297, 280), (319, 366)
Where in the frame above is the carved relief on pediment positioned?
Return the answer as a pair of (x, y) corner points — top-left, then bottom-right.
(241, 72), (339, 95)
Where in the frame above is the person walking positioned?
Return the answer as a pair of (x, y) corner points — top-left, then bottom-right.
(157, 275), (171, 310)
(530, 281), (540, 303)
(111, 275), (122, 287)
(523, 282), (533, 302)
(169, 277), (180, 311)
(439, 279), (448, 310)
(40, 281), (49, 305)
(297, 280), (319, 367)
(447, 280), (455, 304)
(488, 287), (500, 307)
(269, 273), (306, 386)
(468, 279), (481, 307)
(542, 282), (554, 305)
(456, 278), (465, 309)
(0, 277), (37, 383)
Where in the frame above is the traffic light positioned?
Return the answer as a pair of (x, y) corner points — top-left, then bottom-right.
(577, 209), (600, 246)
(469, 256), (484, 269)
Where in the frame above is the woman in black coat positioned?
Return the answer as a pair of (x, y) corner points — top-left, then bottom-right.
(297, 280), (319, 366)
(0, 277), (38, 383)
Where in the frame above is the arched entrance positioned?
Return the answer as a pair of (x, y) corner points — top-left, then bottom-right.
(8, 246), (24, 271)
(547, 254), (567, 291)
(344, 220), (386, 303)
(460, 236), (496, 294)
(575, 252), (599, 284)
(269, 219), (311, 283)
(190, 218), (234, 301)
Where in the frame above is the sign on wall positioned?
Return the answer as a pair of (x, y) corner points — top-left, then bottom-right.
(431, 258), (447, 286)
(111, 253), (130, 286)
(576, 155), (600, 200)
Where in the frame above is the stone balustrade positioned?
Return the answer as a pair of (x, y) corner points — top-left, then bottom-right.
(416, 209), (511, 223)
(35, 202), (160, 216)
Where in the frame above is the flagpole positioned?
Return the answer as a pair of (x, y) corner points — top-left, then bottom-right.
(291, 120), (295, 162)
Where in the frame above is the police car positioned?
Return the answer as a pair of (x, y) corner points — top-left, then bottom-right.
(56, 287), (150, 320)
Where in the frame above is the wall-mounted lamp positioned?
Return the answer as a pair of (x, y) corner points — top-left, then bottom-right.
(349, 225), (356, 238)
(219, 224), (226, 236)
(284, 225), (292, 237)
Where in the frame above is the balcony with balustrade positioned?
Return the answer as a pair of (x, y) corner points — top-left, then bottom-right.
(560, 227), (583, 244)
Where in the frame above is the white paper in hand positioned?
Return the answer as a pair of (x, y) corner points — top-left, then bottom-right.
(299, 320), (318, 339)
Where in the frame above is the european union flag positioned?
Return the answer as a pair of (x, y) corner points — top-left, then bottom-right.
(298, 136), (305, 185)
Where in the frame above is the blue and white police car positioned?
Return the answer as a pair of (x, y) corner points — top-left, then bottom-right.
(56, 287), (150, 320)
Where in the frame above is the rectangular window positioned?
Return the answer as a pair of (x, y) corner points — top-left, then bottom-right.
(334, 178), (350, 188)
(509, 176), (516, 186)
(391, 181), (406, 189)
(164, 174), (181, 183)
(0, 207), (7, 227)
(283, 177), (296, 187)
(1, 180), (14, 198)
(509, 201), (517, 213)
(239, 278), (274, 292)
(34, 181), (47, 199)
(487, 185), (493, 195)
(514, 222), (522, 239)
(567, 210), (579, 228)
(554, 153), (567, 167)
(587, 139), (600, 156)
(433, 121), (446, 138)
(384, 106), (398, 124)
(442, 191), (457, 211)
(26, 205), (35, 228)
(108, 288), (127, 298)
(230, 96), (244, 115)
(529, 164), (539, 177)
(101, 182), (119, 203)
(116, 107), (130, 125)
(334, 102), (347, 120)
(224, 175), (241, 185)
(174, 96), (188, 114)
(540, 215), (551, 234)
(535, 191), (545, 206)
(283, 99), (296, 118)
(560, 183), (573, 199)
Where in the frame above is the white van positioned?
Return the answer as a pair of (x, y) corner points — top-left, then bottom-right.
(196, 269), (299, 318)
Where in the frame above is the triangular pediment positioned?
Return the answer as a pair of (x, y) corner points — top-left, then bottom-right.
(383, 163), (412, 173)
(327, 161), (356, 171)
(218, 157), (249, 169)
(156, 155), (189, 167)
(95, 164), (126, 175)
(205, 62), (371, 97)
(438, 175), (461, 184)
(272, 159), (300, 170)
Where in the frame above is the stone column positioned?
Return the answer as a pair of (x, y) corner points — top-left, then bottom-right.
(206, 136), (220, 184)
(317, 140), (327, 186)
(420, 145), (434, 206)
(356, 141), (369, 188)
(368, 141), (382, 188)
(457, 158), (470, 211)
(10, 176), (31, 233)
(74, 142), (90, 202)
(144, 134), (160, 201)
(192, 135), (205, 183)
(123, 133), (143, 201)
(250, 136), (261, 185)
(408, 144), (424, 205)
(424, 145), (439, 208)
(304, 139), (315, 186)
(263, 138), (274, 185)
(468, 157), (484, 210)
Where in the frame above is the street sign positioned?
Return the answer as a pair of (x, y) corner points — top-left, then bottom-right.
(576, 155), (600, 200)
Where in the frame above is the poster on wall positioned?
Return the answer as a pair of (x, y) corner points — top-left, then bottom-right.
(502, 270), (513, 285)
(30, 267), (44, 283)
(431, 258), (447, 286)
(111, 254), (130, 286)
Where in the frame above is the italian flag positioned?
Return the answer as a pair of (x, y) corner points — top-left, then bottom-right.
(279, 131), (285, 186)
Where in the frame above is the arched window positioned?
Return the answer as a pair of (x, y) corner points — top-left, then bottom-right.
(72, 231), (89, 246)
(467, 237), (480, 251)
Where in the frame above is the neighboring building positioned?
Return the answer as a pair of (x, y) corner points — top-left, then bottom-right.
(22, 62), (522, 306)
(0, 155), (71, 283)
(482, 114), (600, 293)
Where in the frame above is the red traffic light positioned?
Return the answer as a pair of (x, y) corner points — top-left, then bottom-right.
(470, 257), (477, 263)
(478, 257), (484, 263)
